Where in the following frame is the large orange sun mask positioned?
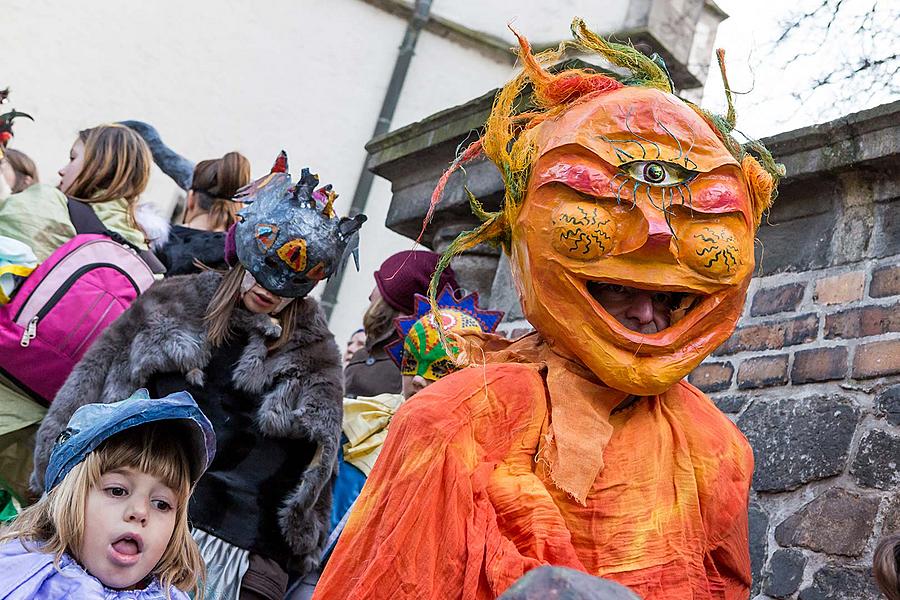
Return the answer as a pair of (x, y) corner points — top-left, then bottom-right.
(426, 20), (780, 396)
(510, 86), (757, 395)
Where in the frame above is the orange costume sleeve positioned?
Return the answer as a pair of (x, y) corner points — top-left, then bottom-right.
(313, 362), (753, 600)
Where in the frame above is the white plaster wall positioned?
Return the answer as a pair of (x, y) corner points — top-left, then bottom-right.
(432, 0), (630, 45)
(327, 24), (514, 347)
(4, 0), (513, 349)
(5, 0), (406, 220)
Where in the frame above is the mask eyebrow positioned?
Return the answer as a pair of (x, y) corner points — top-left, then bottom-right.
(534, 162), (614, 198)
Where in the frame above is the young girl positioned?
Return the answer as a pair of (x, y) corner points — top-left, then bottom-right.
(32, 154), (365, 600)
(0, 389), (214, 599)
(0, 123), (151, 261)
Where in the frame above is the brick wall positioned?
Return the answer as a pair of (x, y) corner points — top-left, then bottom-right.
(691, 260), (899, 598)
(683, 102), (900, 599)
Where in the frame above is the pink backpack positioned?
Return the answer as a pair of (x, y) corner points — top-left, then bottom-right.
(0, 200), (162, 403)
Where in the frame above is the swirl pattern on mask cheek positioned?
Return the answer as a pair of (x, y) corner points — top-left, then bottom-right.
(551, 202), (616, 260)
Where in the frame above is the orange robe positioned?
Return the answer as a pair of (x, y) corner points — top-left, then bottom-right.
(314, 339), (753, 600)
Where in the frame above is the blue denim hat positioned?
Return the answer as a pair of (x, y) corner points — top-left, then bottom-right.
(45, 389), (216, 491)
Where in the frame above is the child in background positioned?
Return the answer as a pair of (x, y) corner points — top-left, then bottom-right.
(0, 389), (215, 599)
(0, 148), (39, 195)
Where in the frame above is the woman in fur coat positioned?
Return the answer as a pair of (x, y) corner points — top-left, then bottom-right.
(30, 154), (366, 600)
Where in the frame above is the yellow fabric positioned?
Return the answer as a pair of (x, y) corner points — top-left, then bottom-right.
(0, 264), (35, 304)
(0, 184), (146, 261)
(341, 393), (404, 476)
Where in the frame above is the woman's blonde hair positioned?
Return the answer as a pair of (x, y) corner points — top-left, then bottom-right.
(67, 124), (152, 205)
(0, 423), (205, 599)
(204, 264), (298, 351)
(190, 152), (251, 231)
(4, 148), (39, 193)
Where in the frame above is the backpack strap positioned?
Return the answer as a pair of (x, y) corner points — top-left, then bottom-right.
(66, 198), (166, 274)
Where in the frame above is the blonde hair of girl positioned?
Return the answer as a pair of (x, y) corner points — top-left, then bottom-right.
(67, 124), (152, 204)
(0, 423), (205, 600)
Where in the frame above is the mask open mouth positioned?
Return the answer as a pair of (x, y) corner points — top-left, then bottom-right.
(584, 280), (706, 335)
(581, 280), (721, 344)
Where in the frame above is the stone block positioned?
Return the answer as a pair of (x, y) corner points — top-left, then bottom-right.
(755, 213), (833, 276)
(877, 384), (900, 426)
(874, 200), (900, 258)
(688, 362), (734, 393)
(489, 252), (524, 322)
(852, 339), (900, 379)
(750, 282), (805, 317)
(737, 355), (789, 389)
(775, 488), (879, 557)
(830, 205), (875, 265)
(851, 429), (900, 490)
(883, 495), (900, 534)
(824, 304), (900, 339)
(870, 264), (900, 298)
(717, 314), (818, 355)
(798, 566), (878, 600)
(497, 566), (640, 600)
(712, 394), (747, 414)
(748, 503), (769, 598)
(791, 346), (848, 384)
(815, 271), (866, 305)
(763, 549), (806, 599)
(738, 395), (859, 492)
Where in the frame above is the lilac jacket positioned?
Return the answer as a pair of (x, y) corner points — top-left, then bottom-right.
(0, 539), (190, 600)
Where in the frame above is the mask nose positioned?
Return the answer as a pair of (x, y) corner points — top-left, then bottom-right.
(641, 204), (674, 250)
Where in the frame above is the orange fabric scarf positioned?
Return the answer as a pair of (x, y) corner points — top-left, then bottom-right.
(314, 336), (753, 600)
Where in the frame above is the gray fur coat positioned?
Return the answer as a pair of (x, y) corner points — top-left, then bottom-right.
(31, 270), (343, 574)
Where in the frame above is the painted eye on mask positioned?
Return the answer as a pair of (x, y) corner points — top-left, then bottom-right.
(619, 160), (697, 187)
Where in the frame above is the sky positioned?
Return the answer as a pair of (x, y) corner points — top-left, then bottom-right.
(701, 0), (898, 140)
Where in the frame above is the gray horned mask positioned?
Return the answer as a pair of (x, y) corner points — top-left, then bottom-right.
(233, 151), (366, 298)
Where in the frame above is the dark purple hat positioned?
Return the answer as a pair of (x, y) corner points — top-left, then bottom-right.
(373, 250), (458, 313)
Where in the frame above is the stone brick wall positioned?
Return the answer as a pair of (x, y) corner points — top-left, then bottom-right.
(680, 102), (900, 600)
(693, 260), (899, 599)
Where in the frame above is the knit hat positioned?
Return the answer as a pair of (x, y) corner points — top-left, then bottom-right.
(373, 250), (458, 313)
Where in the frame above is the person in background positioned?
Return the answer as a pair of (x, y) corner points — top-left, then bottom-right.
(0, 123), (151, 261)
(343, 250), (458, 398)
(875, 534), (900, 600)
(0, 96), (34, 201)
(154, 151), (251, 275)
(0, 389), (214, 599)
(0, 148), (38, 194)
(343, 328), (366, 367)
(31, 154), (365, 600)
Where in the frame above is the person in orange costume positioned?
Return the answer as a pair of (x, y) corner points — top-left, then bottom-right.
(314, 18), (784, 600)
